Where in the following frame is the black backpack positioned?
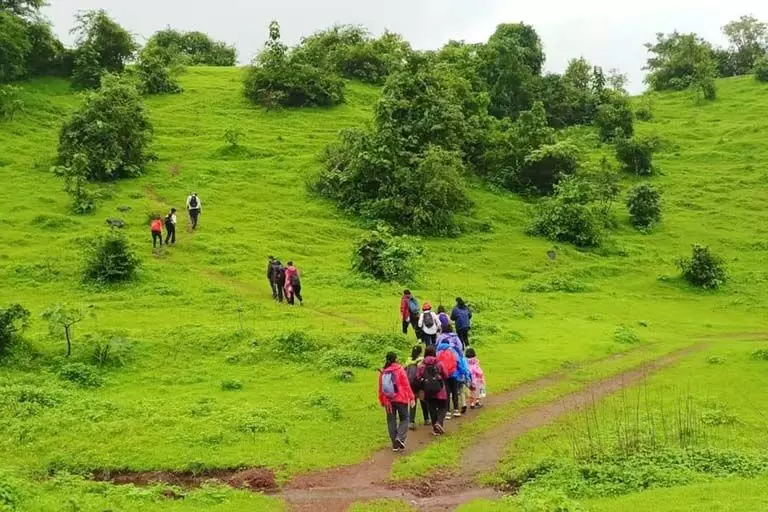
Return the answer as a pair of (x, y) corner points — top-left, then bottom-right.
(423, 312), (434, 329)
(290, 273), (300, 287)
(270, 261), (281, 280)
(189, 196), (198, 208)
(406, 363), (419, 391)
(421, 363), (443, 396)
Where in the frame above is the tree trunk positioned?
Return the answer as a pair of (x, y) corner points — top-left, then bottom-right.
(65, 325), (71, 358)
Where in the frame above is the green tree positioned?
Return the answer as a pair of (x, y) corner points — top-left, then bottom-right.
(83, 230), (141, 283)
(644, 32), (718, 93)
(528, 177), (603, 247)
(134, 47), (182, 95)
(480, 23), (544, 119)
(144, 28), (236, 66)
(0, 0), (45, 19)
(677, 244), (728, 289)
(41, 304), (84, 357)
(755, 54), (768, 81)
(722, 15), (768, 75)
(58, 74), (154, 181)
(626, 183), (662, 229)
(0, 11), (31, 82)
(352, 224), (422, 282)
(71, 10), (137, 89)
(0, 304), (29, 356)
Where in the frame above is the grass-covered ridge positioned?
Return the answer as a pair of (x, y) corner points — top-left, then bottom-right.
(1, 68), (768, 509)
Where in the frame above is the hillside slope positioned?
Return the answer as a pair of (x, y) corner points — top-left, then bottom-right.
(1, 68), (767, 509)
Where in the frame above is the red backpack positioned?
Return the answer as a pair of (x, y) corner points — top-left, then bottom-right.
(437, 349), (457, 376)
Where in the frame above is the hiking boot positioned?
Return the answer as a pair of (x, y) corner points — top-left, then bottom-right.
(434, 423), (445, 435)
(461, 406), (468, 415)
(453, 410), (461, 418)
(423, 420), (431, 426)
(395, 439), (406, 451)
(409, 423), (417, 431)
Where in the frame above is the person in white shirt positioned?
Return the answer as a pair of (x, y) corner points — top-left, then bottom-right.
(164, 208), (177, 244)
(418, 301), (440, 346)
(186, 193), (202, 229)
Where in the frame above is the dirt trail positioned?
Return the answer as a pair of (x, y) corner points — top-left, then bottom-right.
(281, 343), (706, 511)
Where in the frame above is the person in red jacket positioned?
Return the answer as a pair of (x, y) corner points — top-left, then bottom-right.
(150, 217), (163, 249)
(416, 345), (450, 436)
(400, 290), (421, 341)
(378, 352), (415, 452)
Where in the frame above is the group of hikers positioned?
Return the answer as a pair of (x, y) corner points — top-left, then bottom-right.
(149, 193), (203, 249)
(379, 291), (485, 451)
(266, 256), (303, 306)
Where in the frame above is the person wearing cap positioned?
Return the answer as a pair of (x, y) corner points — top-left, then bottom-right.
(186, 192), (202, 229)
(418, 301), (440, 346)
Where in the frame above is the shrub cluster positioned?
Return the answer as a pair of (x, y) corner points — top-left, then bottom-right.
(615, 135), (659, 175)
(626, 183), (662, 229)
(351, 225), (422, 282)
(528, 178), (604, 247)
(83, 230), (141, 283)
(0, 304), (29, 356)
(0, 9), (70, 83)
(677, 244), (728, 289)
(57, 74), (153, 182)
(134, 46), (183, 96)
(243, 21), (344, 108)
(754, 54), (768, 82)
(70, 10), (137, 89)
(144, 29), (236, 67)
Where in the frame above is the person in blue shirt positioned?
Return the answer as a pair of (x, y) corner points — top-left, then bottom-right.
(450, 297), (473, 349)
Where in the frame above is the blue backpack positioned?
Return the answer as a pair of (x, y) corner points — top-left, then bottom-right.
(382, 371), (397, 399)
(408, 297), (420, 315)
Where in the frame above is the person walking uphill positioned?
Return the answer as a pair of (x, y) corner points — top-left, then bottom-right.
(419, 302), (440, 346)
(164, 208), (177, 245)
(284, 261), (303, 306)
(267, 256), (283, 300)
(400, 290), (422, 341)
(451, 297), (473, 349)
(437, 336), (472, 418)
(406, 345), (430, 429)
(186, 193), (202, 230)
(416, 346), (450, 436)
(378, 352), (415, 452)
(150, 217), (163, 249)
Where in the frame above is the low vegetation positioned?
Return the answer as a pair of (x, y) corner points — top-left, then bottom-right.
(677, 244), (728, 289)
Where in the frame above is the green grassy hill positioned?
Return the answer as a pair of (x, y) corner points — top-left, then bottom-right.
(1, 68), (767, 510)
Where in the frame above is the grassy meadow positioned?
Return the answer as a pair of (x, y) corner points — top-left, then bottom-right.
(1, 67), (768, 509)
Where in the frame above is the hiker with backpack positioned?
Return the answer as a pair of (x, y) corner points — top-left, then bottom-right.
(451, 297), (473, 349)
(400, 290), (422, 341)
(437, 305), (451, 332)
(406, 345), (430, 429)
(186, 193), (202, 230)
(378, 352), (415, 452)
(150, 216), (163, 249)
(267, 256), (283, 300)
(418, 302), (440, 346)
(436, 336), (472, 419)
(466, 347), (487, 409)
(284, 261), (303, 306)
(415, 345), (450, 436)
(164, 208), (177, 245)
(436, 324), (464, 356)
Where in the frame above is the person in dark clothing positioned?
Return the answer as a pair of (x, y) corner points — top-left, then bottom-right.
(267, 256), (282, 299)
(406, 345), (430, 428)
(416, 345), (450, 436)
(400, 290), (422, 340)
(275, 261), (286, 303)
(451, 297), (473, 349)
(164, 208), (177, 245)
(186, 193), (201, 230)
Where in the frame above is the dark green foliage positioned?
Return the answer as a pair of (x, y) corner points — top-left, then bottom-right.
(0, 11), (30, 82)
(644, 32), (718, 93)
(615, 135), (658, 175)
(70, 10), (137, 89)
(243, 21), (344, 108)
(87, 334), (130, 367)
(750, 349), (768, 361)
(627, 183), (662, 229)
(614, 326), (641, 344)
(0, 0), (45, 18)
(320, 349), (371, 370)
(25, 21), (70, 76)
(0, 304), (29, 356)
(528, 177), (603, 247)
(351, 224), (421, 282)
(144, 29), (236, 66)
(754, 54), (768, 82)
(295, 25), (411, 84)
(480, 23), (544, 119)
(270, 331), (320, 362)
(677, 244), (728, 289)
(722, 15), (768, 76)
(135, 49), (182, 95)
(0, 84), (23, 120)
(536, 59), (608, 128)
(41, 303), (84, 357)
(595, 92), (634, 141)
(483, 102), (580, 194)
(58, 362), (103, 387)
(58, 74), (153, 181)
(83, 230), (141, 283)
(220, 379), (243, 391)
(52, 153), (96, 214)
(634, 94), (655, 121)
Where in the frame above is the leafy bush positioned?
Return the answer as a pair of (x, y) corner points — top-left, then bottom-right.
(755, 55), (768, 82)
(223, 125), (242, 147)
(243, 21), (344, 108)
(320, 349), (371, 370)
(706, 355), (726, 365)
(70, 10), (137, 89)
(644, 32), (718, 93)
(614, 326), (641, 344)
(0, 304), (30, 356)
(528, 178), (603, 247)
(59, 362), (103, 387)
(221, 379), (243, 391)
(627, 183), (662, 229)
(52, 153), (96, 214)
(270, 331), (319, 362)
(134, 50), (182, 96)
(83, 230), (141, 283)
(694, 75), (717, 101)
(58, 74), (154, 181)
(615, 135), (658, 175)
(87, 334), (130, 367)
(595, 92), (634, 141)
(0, 84), (23, 121)
(677, 244), (728, 289)
(750, 349), (768, 361)
(0, 11), (30, 82)
(144, 29), (236, 67)
(352, 225), (421, 282)
(634, 94), (655, 121)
